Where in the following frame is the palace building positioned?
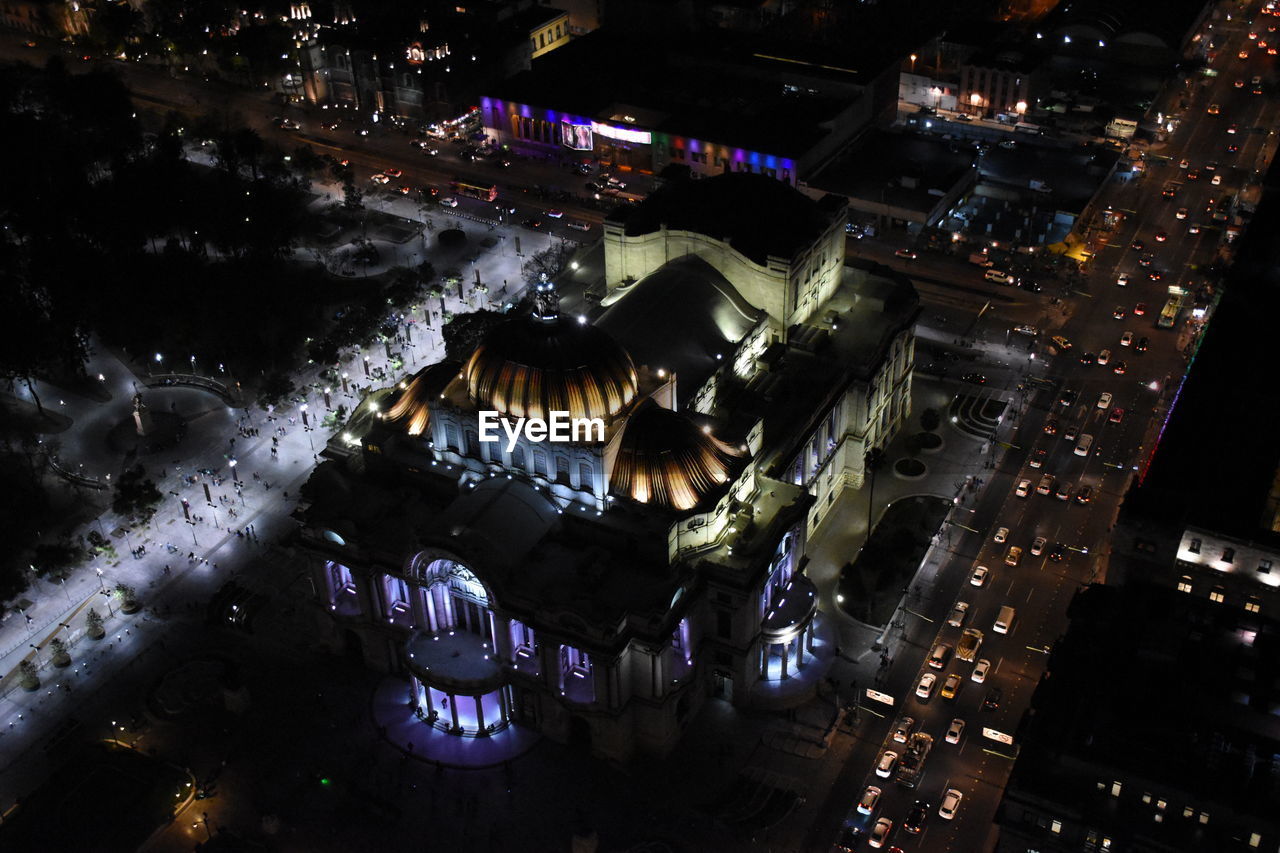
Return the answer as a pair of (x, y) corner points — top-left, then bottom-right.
(295, 174), (918, 760)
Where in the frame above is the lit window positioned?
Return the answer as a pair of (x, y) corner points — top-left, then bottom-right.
(1177, 576), (1193, 593)
(1183, 806), (1194, 818)
(1156, 800), (1166, 810)
(1189, 538), (1201, 554)
(1247, 599), (1262, 614)
(1110, 781), (1122, 797)
(1051, 819), (1062, 834)
(1209, 588), (1226, 604)
(1154, 813), (1163, 823)
(1250, 832), (1262, 848)
(1142, 792), (1152, 804)
(1199, 812), (1210, 825)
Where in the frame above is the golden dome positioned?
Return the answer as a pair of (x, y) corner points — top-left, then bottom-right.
(386, 362), (457, 436)
(464, 315), (638, 423)
(611, 399), (740, 511)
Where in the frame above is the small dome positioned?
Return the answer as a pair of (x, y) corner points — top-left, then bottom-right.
(612, 400), (740, 511)
(464, 316), (638, 422)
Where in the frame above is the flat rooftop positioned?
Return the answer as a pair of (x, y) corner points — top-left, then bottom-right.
(809, 129), (976, 215)
(608, 173), (844, 265)
(1011, 584), (1280, 831)
(1121, 154), (1280, 545)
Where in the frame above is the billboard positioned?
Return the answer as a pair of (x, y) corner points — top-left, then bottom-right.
(560, 119), (593, 150)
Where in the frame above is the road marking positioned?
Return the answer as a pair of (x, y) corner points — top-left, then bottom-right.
(1025, 587), (1035, 604)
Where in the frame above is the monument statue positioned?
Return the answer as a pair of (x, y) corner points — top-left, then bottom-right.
(132, 391), (153, 436)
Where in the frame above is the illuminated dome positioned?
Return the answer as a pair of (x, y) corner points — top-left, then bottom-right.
(386, 362), (457, 436)
(464, 278), (638, 422)
(612, 399), (741, 511)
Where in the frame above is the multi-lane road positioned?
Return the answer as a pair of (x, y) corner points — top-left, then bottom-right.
(829, 4), (1280, 850)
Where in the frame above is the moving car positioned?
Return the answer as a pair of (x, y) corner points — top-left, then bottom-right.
(1120, 331), (1133, 347)
(895, 248), (918, 259)
(567, 220), (591, 232)
(941, 674), (962, 700)
(1051, 335), (1072, 350)
(1031, 536), (1047, 556)
(960, 373), (987, 384)
(1059, 389), (1078, 407)
(970, 565), (990, 586)
(1109, 408), (1125, 424)
(1015, 479), (1031, 498)
(972, 658), (991, 683)
(868, 817), (893, 849)
(1076, 485), (1094, 504)
(1113, 360), (1127, 375)
(947, 602), (969, 628)
(1098, 349), (1112, 366)
(1175, 207), (1188, 220)
(892, 716), (916, 743)
(1113, 306), (1126, 320)
(939, 789), (964, 820)
(1029, 449), (1047, 468)
(993, 527), (1009, 544)
(1079, 351), (1096, 365)
(1055, 482), (1072, 501)
(1117, 272), (1131, 286)
(1043, 419), (1058, 435)
(858, 785), (883, 815)
(382, 168), (402, 178)
(1036, 473), (1054, 495)
(1005, 546), (1022, 566)
(1062, 424), (1079, 442)
(916, 673), (937, 700)
(928, 643), (952, 669)
(945, 718), (966, 744)
(1048, 543), (1066, 561)
(875, 750), (899, 778)
(1135, 337), (1149, 353)
(982, 687), (1003, 711)
(439, 196), (459, 207)
(545, 209), (564, 219)
(904, 802), (929, 834)
(370, 174), (391, 184)
(1097, 392), (1113, 409)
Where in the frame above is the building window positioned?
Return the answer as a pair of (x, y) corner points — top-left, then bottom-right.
(1246, 598), (1261, 614)
(1188, 538), (1201, 554)
(1223, 547), (1236, 563)
(532, 450), (548, 478)
(1177, 576), (1193, 593)
(1259, 559), (1273, 574)
(578, 461), (593, 487)
(1110, 781), (1122, 797)
(1156, 799), (1166, 810)
(1051, 819), (1062, 834)
(556, 455), (570, 483)
(1209, 588), (1226, 604)
(1183, 806), (1195, 819)
(1199, 812), (1209, 825)
(445, 424), (460, 451)
(512, 445), (526, 469)
(465, 430), (479, 456)
(1250, 832), (1262, 848)
(1142, 792), (1152, 804)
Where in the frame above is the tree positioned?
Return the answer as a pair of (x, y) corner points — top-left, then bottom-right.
(112, 465), (162, 525)
(113, 582), (139, 613)
(521, 243), (573, 283)
(50, 637), (71, 667)
(920, 408), (941, 432)
(85, 607), (104, 639)
(307, 337), (341, 367)
(443, 310), (506, 362)
(18, 660), (38, 691)
(259, 371), (296, 410)
(341, 172), (364, 210)
(32, 540), (83, 579)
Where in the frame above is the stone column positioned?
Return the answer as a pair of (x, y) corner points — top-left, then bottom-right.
(449, 694), (461, 732)
(781, 640), (790, 679)
(475, 695), (486, 735)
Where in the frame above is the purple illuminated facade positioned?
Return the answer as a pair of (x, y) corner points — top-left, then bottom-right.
(479, 96), (799, 185)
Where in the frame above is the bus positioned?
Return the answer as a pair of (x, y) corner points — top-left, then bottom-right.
(451, 180), (497, 202)
(1157, 296), (1181, 329)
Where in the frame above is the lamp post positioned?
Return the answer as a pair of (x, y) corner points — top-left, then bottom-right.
(101, 588), (115, 618)
(154, 352), (164, 376)
(301, 405), (315, 451)
(190, 354), (197, 375)
(229, 459), (239, 484)
(29, 644), (42, 666)
(96, 567), (105, 591)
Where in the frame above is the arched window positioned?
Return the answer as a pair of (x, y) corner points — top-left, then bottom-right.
(512, 445), (526, 469)
(578, 461), (593, 488)
(445, 424), (460, 451)
(556, 455), (570, 483)
(465, 430), (480, 456)
(533, 450), (548, 477)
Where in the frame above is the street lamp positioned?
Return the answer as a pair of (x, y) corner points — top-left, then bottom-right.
(229, 458), (239, 483)
(301, 405), (314, 451)
(96, 567), (105, 591)
(190, 355), (197, 374)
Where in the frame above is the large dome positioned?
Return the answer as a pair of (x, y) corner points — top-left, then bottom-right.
(464, 315), (638, 422)
(611, 399), (741, 511)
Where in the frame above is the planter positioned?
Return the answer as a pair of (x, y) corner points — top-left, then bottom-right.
(20, 676), (39, 692)
(53, 653), (72, 668)
(916, 432), (944, 454)
(893, 458), (927, 480)
(121, 600), (142, 615)
(88, 628), (105, 641)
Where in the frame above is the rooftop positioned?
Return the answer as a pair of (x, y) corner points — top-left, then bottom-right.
(1008, 584), (1280, 834)
(486, 30), (867, 158)
(1121, 156), (1280, 546)
(809, 129), (976, 216)
(608, 173), (844, 265)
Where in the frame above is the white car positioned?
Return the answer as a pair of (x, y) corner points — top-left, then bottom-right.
(971, 658), (991, 683)
(545, 209), (565, 219)
(1097, 392), (1113, 410)
(1097, 349), (1111, 366)
(947, 602), (969, 628)
(567, 220), (591, 232)
(945, 718), (965, 744)
(439, 197), (459, 207)
(869, 817), (893, 849)
(993, 526), (1009, 544)
(939, 788), (963, 820)
(970, 565), (990, 587)
(1211, 174), (1222, 186)
(1015, 479), (1031, 498)
(875, 750), (899, 778)
(1175, 207), (1188, 220)
(1031, 536), (1047, 556)
(1116, 273), (1130, 286)
(858, 785), (882, 815)
(370, 174), (391, 184)
(916, 672), (938, 699)
(1120, 331), (1133, 347)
